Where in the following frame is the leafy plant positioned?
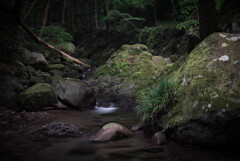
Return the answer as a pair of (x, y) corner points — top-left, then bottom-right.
(177, 0), (199, 31)
(137, 78), (176, 123)
(137, 23), (176, 50)
(36, 24), (73, 45)
(176, 19), (199, 31)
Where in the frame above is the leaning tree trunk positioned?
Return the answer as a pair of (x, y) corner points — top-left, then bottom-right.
(39, 0), (51, 38)
(20, 21), (84, 66)
(199, 0), (217, 39)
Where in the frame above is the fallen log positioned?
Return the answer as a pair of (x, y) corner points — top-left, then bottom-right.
(20, 21), (84, 66)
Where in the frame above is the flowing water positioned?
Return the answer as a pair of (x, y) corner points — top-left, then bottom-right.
(1, 104), (239, 161)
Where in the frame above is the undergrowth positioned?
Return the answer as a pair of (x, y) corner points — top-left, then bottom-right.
(137, 78), (176, 123)
(36, 24), (73, 45)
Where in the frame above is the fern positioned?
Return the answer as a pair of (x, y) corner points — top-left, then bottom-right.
(103, 9), (145, 35)
(36, 24), (73, 45)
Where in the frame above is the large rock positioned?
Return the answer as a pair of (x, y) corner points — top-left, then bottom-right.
(55, 78), (96, 109)
(90, 123), (134, 142)
(88, 44), (167, 107)
(176, 28), (201, 56)
(19, 83), (57, 111)
(159, 33), (240, 145)
(18, 48), (48, 70)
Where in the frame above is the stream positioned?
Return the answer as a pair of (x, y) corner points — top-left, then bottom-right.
(0, 104), (239, 161)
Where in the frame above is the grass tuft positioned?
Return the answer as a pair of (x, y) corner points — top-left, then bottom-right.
(137, 78), (176, 123)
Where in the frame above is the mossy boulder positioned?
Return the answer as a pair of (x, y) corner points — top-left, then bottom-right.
(49, 69), (65, 77)
(56, 43), (76, 54)
(88, 44), (167, 105)
(160, 33), (240, 145)
(19, 83), (57, 111)
(18, 48), (48, 70)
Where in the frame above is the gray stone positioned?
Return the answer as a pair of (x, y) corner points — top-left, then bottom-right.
(55, 78), (96, 109)
(18, 48), (48, 70)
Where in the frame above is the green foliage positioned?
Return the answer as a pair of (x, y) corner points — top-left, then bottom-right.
(179, 0), (198, 16)
(37, 24), (73, 45)
(137, 27), (160, 49)
(176, 19), (199, 31)
(103, 10), (145, 35)
(215, 0), (224, 11)
(137, 78), (176, 123)
(177, 0), (199, 31)
(137, 23), (176, 50)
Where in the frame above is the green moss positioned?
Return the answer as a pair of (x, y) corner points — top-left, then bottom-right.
(56, 43), (75, 53)
(19, 83), (57, 111)
(91, 44), (167, 99)
(47, 64), (65, 70)
(49, 70), (65, 76)
(159, 33), (240, 128)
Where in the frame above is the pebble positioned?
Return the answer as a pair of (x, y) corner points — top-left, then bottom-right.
(219, 55), (229, 62)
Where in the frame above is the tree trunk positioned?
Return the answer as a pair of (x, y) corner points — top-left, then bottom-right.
(95, 0), (98, 30)
(39, 0), (51, 38)
(20, 21), (84, 66)
(153, 0), (158, 25)
(24, 0), (38, 22)
(170, 0), (176, 23)
(71, 3), (77, 33)
(105, 1), (109, 38)
(199, 0), (217, 39)
(62, 0), (66, 26)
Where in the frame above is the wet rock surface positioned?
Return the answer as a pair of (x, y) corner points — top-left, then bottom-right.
(90, 123), (134, 142)
(131, 124), (142, 132)
(152, 131), (167, 145)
